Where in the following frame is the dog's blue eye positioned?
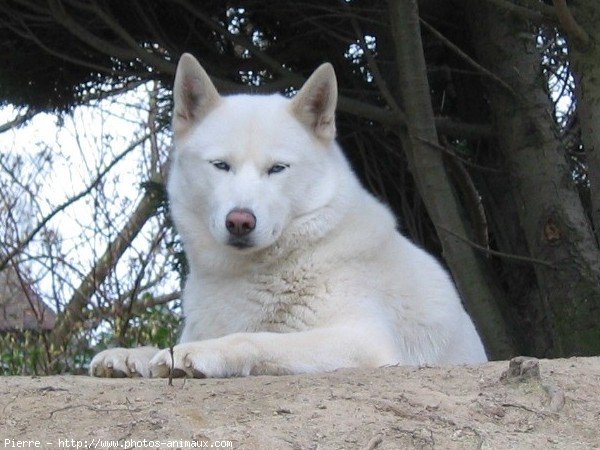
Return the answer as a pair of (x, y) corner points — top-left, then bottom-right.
(211, 160), (231, 171)
(268, 164), (289, 175)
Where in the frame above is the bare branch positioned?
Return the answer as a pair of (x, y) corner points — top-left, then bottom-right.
(45, 0), (137, 62)
(172, 0), (294, 80)
(438, 225), (556, 268)
(552, 0), (590, 50)
(0, 108), (38, 134)
(348, 12), (404, 118)
(49, 182), (162, 357)
(420, 18), (516, 97)
(484, 0), (556, 24)
(0, 133), (149, 272)
(415, 136), (504, 173)
(82, 0), (175, 74)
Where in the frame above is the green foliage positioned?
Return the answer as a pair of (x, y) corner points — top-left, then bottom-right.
(0, 331), (50, 375)
(96, 300), (182, 351)
(1, 297), (181, 376)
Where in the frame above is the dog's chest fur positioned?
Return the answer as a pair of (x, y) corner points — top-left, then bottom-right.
(248, 262), (324, 332)
(196, 255), (329, 335)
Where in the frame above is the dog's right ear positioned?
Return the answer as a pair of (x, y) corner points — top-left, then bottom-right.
(173, 53), (221, 136)
(290, 63), (337, 141)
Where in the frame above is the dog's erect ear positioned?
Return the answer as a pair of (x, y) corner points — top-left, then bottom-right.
(290, 63), (337, 141)
(173, 53), (220, 136)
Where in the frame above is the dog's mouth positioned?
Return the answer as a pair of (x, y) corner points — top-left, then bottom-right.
(227, 237), (254, 250)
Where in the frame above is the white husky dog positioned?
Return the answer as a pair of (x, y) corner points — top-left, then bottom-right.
(90, 54), (487, 378)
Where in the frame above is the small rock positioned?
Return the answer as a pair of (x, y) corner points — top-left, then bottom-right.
(501, 356), (541, 382)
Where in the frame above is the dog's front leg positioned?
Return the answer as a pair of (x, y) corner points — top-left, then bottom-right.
(148, 326), (395, 378)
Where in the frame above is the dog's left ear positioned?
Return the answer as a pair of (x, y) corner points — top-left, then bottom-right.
(173, 53), (221, 136)
(290, 63), (337, 141)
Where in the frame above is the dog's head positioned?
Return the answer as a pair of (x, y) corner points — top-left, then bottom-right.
(169, 53), (341, 252)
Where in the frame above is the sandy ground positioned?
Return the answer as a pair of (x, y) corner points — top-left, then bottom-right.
(0, 357), (599, 449)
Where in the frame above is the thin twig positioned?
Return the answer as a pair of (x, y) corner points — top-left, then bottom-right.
(438, 225), (556, 268)
(419, 18), (516, 97)
(416, 136), (505, 173)
(168, 337), (175, 386)
(48, 403), (141, 419)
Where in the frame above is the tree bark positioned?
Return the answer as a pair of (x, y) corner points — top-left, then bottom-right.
(388, 0), (515, 359)
(467, 1), (600, 356)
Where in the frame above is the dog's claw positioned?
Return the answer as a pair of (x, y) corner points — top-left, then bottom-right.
(110, 369), (128, 378)
(170, 368), (187, 378)
(192, 368), (206, 378)
(90, 347), (159, 378)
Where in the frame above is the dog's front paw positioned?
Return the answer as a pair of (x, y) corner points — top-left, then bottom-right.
(89, 346), (158, 378)
(149, 342), (236, 378)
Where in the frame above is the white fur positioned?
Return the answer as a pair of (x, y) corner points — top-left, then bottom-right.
(90, 54), (487, 379)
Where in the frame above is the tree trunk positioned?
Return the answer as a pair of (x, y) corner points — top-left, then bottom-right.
(567, 1), (600, 242)
(467, 1), (600, 356)
(387, 0), (515, 359)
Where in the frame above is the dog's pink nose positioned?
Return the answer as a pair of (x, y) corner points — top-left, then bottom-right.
(225, 208), (256, 236)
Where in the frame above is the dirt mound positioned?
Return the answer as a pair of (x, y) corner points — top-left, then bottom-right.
(1, 357), (598, 449)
